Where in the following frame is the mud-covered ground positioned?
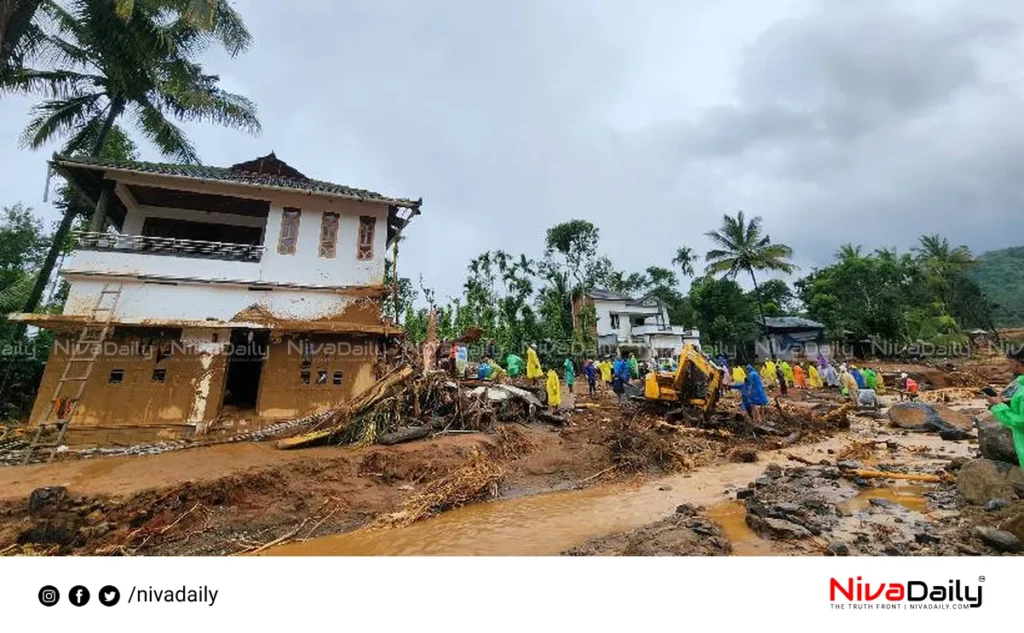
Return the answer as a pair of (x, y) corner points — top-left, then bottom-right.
(0, 356), (1018, 556)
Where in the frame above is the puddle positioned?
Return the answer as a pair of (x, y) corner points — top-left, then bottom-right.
(839, 485), (931, 514)
(705, 501), (775, 556)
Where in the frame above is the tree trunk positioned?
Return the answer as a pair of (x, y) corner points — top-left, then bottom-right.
(20, 96), (125, 319)
(749, 268), (775, 359)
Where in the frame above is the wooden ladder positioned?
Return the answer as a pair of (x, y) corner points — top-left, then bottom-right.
(22, 282), (123, 464)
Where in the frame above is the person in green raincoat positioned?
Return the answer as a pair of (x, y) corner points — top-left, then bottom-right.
(987, 347), (1024, 470)
(863, 368), (878, 390)
(506, 353), (524, 377)
(628, 353), (639, 379)
(563, 358), (575, 389)
(546, 369), (561, 408)
(780, 361), (795, 387)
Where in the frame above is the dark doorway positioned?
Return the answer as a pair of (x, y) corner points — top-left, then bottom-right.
(223, 329), (268, 410)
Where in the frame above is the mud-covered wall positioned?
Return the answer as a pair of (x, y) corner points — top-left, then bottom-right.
(256, 333), (379, 419)
(29, 327), (229, 431)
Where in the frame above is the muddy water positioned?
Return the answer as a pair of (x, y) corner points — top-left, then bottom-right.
(705, 501), (776, 556)
(263, 440), (847, 556)
(839, 485), (930, 514)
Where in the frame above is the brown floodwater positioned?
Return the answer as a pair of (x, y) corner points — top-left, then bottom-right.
(262, 449), (812, 556)
(704, 501), (776, 556)
(838, 485), (930, 514)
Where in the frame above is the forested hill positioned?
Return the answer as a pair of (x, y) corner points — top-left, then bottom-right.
(972, 246), (1024, 326)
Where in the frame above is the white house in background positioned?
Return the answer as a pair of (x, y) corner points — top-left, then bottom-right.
(11, 152), (421, 445)
(580, 288), (699, 360)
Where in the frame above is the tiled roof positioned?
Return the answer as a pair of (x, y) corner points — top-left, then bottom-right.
(587, 288), (633, 301)
(51, 152), (421, 208)
(764, 316), (826, 330)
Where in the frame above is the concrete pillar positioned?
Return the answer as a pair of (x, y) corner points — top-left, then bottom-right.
(89, 180), (115, 232)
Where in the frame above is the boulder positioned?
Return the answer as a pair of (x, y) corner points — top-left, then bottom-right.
(956, 459), (1024, 505)
(1000, 512), (1024, 541)
(746, 514), (811, 539)
(888, 402), (973, 433)
(28, 487), (67, 514)
(825, 542), (850, 556)
(977, 416), (1019, 466)
(974, 526), (1022, 553)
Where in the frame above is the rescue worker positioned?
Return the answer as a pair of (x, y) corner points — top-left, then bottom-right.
(775, 363), (788, 396)
(612, 356), (631, 401)
(745, 364), (769, 422)
(808, 363), (823, 389)
(731, 364), (746, 385)
(583, 359), (598, 396)
(476, 358), (492, 380)
(599, 358), (613, 385)
(628, 353), (639, 380)
(824, 363), (840, 388)
(863, 367), (878, 391)
(793, 364), (807, 389)
(563, 358), (575, 390)
(763, 358), (778, 388)
(987, 346), (1024, 471)
(546, 369), (561, 408)
(506, 352), (524, 378)
(780, 361), (795, 387)
(526, 344), (543, 385)
(840, 365), (859, 402)
(850, 365), (866, 390)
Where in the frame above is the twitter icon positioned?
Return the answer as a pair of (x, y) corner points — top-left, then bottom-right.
(99, 585), (120, 607)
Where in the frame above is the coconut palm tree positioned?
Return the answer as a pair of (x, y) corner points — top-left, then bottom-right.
(671, 246), (698, 278)
(704, 211), (796, 357)
(4, 0), (260, 316)
(834, 243), (863, 262)
(2, 0), (248, 75)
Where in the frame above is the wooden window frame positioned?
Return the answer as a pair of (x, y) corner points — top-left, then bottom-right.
(277, 208), (301, 255)
(319, 212), (339, 259)
(357, 215), (376, 261)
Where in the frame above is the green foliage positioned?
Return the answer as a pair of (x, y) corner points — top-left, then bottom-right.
(970, 246), (1024, 327)
(688, 276), (758, 352)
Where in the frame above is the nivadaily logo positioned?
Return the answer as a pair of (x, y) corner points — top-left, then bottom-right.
(830, 576), (984, 610)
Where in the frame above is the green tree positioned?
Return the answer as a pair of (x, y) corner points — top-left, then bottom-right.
(543, 219), (600, 330)
(687, 276), (757, 356)
(671, 246), (698, 278)
(704, 211), (796, 357)
(5, 0), (260, 317)
(753, 278), (795, 317)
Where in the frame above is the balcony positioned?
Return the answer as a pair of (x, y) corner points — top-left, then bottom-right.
(74, 231), (265, 263)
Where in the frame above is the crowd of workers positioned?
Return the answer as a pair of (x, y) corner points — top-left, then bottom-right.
(716, 352), (920, 420)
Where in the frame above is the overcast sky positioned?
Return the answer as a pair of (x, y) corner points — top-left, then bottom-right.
(1, 0), (1022, 304)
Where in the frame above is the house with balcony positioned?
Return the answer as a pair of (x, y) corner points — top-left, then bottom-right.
(10, 152), (421, 445)
(580, 288), (699, 360)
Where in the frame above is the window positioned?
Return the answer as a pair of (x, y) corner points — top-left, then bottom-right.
(300, 369), (311, 384)
(319, 212), (339, 258)
(277, 208), (301, 255)
(152, 368), (167, 383)
(357, 215), (376, 260)
(332, 370), (344, 385)
(108, 369), (124, 384)
(610, 314), (620, 329)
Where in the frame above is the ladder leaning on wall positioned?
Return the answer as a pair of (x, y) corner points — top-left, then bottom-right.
(21, 282), (124, 464)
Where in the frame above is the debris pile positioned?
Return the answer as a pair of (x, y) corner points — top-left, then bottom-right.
(562, 503), (732, 556)
(374, 450), (503, 528)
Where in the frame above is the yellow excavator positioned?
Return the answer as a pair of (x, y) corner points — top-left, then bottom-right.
(643, 343), (724, 419)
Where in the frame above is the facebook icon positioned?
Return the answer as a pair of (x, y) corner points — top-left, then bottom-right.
(69, 586), (90, 607)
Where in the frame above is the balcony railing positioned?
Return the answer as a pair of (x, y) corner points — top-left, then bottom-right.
(74, 231), (265, 263)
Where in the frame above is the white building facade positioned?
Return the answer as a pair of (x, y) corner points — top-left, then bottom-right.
(584, 289), (699, 360)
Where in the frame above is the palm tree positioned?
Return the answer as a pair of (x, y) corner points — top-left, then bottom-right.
(704, 211), (796, 358)
(671, 246), (698, 278)
(834, 243), (862, 262)
(2, 0), (248, 74)
(4, 0), (260, 316)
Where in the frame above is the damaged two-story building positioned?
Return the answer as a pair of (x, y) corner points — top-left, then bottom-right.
(10, 153), (421, 446)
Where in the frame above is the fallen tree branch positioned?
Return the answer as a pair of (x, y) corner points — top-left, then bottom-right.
(785, 453), (815, 465)
(847, 469), (948, 483)
(577, 464), (620, 485)
(235, 519), (310, 556)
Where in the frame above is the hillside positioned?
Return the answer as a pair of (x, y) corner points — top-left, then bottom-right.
(972, 246), (1024, 326)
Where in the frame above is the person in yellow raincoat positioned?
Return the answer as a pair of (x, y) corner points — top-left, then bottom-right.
(598, 358), (613, 385)
(526, 344), (543, 384)
(732, 365), (746, 385)
(763, 359), (777, 388)
(546, 369), (561, 408)
(808, 364), (823, 389)
(875, 371), (886, 395)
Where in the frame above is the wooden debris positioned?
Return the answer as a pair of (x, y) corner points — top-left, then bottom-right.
(847, 469), (949, 483)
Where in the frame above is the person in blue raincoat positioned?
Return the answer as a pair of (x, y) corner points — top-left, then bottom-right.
(745, 364), (769, 422)
(476, 358), (493, 380)
(850, 366), (866, 389)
